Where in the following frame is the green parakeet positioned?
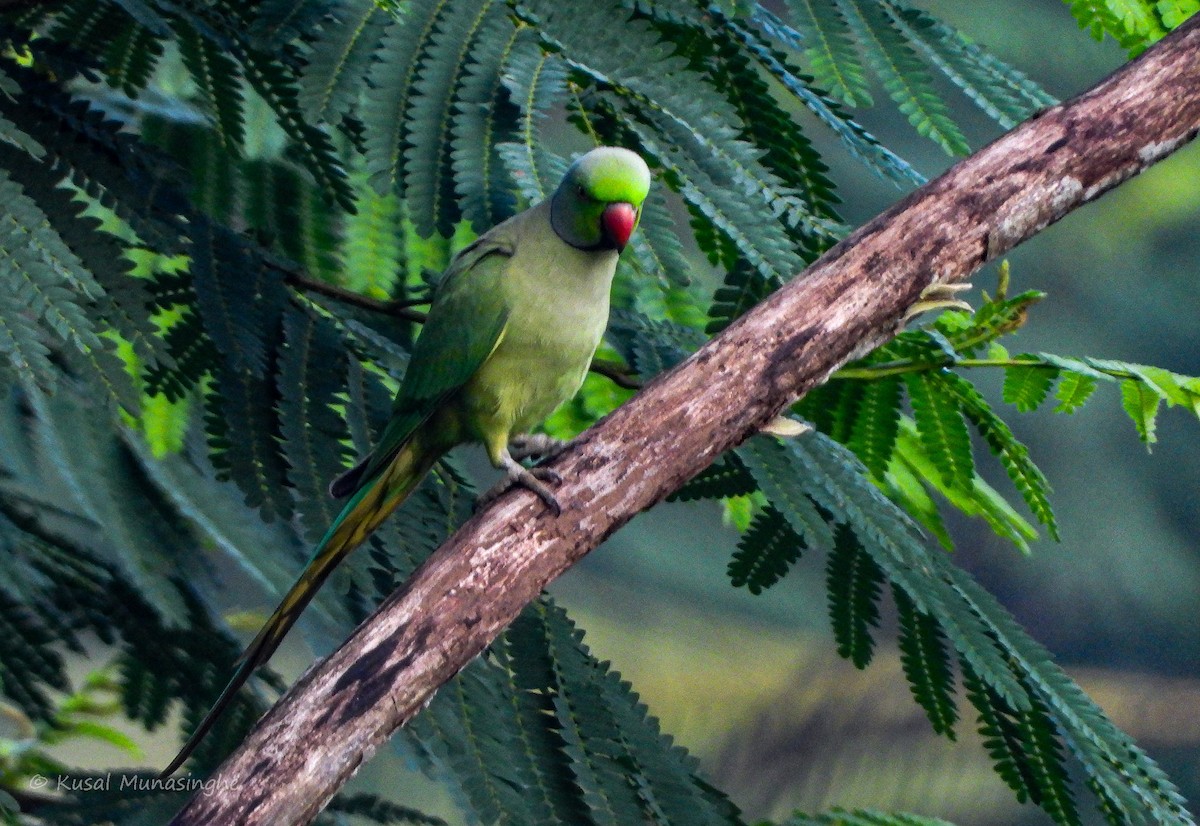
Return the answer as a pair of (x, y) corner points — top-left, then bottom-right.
(161, 147), (651, 776)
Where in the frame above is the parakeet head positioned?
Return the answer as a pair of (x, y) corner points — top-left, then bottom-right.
(550, 147), (651, 253)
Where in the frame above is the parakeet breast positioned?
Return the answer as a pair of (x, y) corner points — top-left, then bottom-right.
(461, 202), (618, 442)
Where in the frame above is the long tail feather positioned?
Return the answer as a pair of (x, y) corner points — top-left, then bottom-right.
(160, 439), (437, 777)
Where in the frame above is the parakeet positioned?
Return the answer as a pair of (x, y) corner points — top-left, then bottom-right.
(161, 146), (651, 776)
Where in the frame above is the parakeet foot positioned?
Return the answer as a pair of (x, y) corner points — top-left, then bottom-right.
(903, 282), (973, 323)
(476, 453), (563, 515)
(508, 433), (570, 462)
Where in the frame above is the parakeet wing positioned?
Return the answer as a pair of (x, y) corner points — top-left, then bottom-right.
(332, 236), (513, 497)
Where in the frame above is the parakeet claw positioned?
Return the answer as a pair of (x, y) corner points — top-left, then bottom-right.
(509, 433), (570, 462)
(476, 453), (563, 515)
(903, 282), (974, 323)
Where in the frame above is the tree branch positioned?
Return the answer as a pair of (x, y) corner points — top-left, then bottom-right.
(169, 16), (1200, 825)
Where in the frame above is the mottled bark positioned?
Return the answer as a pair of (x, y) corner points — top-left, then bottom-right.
(170, 15), (1200, 825)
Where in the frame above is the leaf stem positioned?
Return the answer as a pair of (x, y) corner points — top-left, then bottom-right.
(833, 357), (1139, 382)
(588, 358), (641, 389)
(285, 272), (429, 322)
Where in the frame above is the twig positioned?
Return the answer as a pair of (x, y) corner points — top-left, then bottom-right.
(285, 272), (428, 322)
(587, 358), (642, 389)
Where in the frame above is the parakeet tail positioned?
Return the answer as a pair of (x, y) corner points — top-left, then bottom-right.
(159, 437), (441, 777)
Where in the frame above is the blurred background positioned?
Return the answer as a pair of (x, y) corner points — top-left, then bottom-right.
(23, 2), (1200, 824)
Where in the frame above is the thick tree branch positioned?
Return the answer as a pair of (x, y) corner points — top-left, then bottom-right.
(170, 17), (1200, 825)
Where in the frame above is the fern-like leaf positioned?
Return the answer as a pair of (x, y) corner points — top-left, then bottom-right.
(237, 46), (353, 210)
(1002, 360), (1057, 412)
(1064, 0), (1175, 54)
(962, 661), (1043, 806)
(785, 0), (872, 105)
(101, 20), (163, 97)
(891, 417), (1039, 552)
(668, 454), (758, 503)
(177, 24), (246, 155)
(299, 0), (391, 126)
(738, 437), (835, 550)
(503, 606), (608, 824)
(189, 218), (273, 376)
(605, 308), (703, 381)
(796, 378), (866, 445)
(450, 7), (521, 231)
(706, 259), (781, 336)
(744, 17), (924, 187)
(363, 0), (453, 196)
(536, 599), (745, 825)
(338, 168), (406, 299)
(1016, 691), (1080, 825)
(26, 389), (188, 625)
(729, 506), (805, 594)
(405, 0), (497, 236)
(0, 586), (68, 720)
(405, 667), (526, 823)
(903, 372), (975, 487)
(0, 137), (157, 390)
(939, 373), (1058, 538)
(496, 34), (569, 202)
(946, 566), (1192, 824)
(143, 308), (219, 402)
(835, 0), (969, 155)
(1053, 371), (1098, 413)
(894, 587), (957, 738)
(0, 169), (104, 386)
(707, 22), (843, 242)
(1120, 377), (1161, 445)
(205, 361), (294, 523)
(764, 431), (1030, 706)
(847, 375), (902, 478)
(883, 2), (1055, 129)
(826, 524), (883, 668)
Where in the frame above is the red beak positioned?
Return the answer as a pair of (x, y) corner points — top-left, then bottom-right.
(601, 202), (636, 251)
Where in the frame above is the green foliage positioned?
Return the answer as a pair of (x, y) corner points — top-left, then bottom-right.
(668, 454), (757, 503)
(800, 282), (1200, 550)
(1, 668), (142, 785)
(903, 371), (976, 487)
(776, 810), (959, 825)
(1002, 360), (1056, 412)
(404, 596), (743, 826)
(785, 0), (873, 106)
(825, 525), (884, 668)
(882, 3), (1054, 130)
(728, 505), (805, 594)
(1063, 0), (1198, 54)
(0, 2), (1194, 826)
(894, 588), (957, 739)
(835, 0), (969, 155)
(322, 794), (448, 825)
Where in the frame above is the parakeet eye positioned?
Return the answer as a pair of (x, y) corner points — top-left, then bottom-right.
(576, 184), (587, 198)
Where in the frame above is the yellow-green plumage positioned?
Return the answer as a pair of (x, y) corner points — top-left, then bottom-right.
(464, 201), (620, 462)
(161, 147), (650, 776)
